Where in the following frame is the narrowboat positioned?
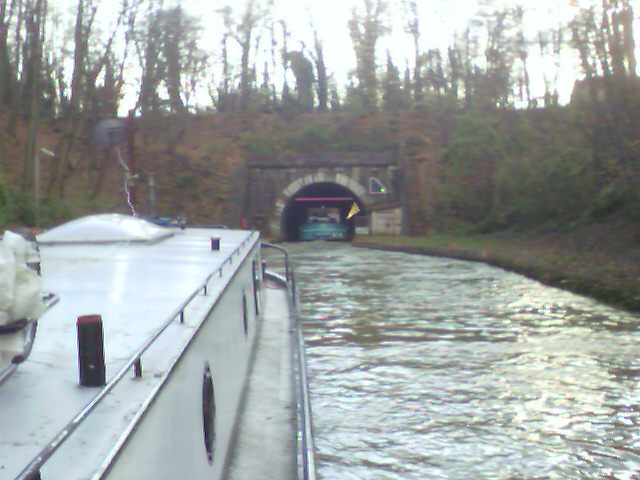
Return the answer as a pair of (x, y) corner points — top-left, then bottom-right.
(0, 214), (315, 480)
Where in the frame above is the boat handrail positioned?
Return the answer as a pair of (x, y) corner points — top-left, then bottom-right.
(15, 231), (260, 480)
(261, 244), (316, 480)
(261, 242), (290, 281)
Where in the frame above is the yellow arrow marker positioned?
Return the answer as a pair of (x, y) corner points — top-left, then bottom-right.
(346, 202), (360, 220)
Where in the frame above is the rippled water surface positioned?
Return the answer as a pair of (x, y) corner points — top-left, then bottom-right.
(286, 243), (640, 480)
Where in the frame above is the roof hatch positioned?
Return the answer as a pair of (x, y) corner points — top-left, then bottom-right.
(37, 214), (174, 245)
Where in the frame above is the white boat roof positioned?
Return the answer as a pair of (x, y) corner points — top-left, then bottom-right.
(37, 213), (173, 244)
(1, 217), (258, 479)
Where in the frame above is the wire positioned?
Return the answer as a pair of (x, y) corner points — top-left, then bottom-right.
(115, 146), (137, 217)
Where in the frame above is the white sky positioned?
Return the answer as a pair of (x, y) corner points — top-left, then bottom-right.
(59, 0), (640, 106)
(181, 0), (587, 73)
(166, 0), (637, 103)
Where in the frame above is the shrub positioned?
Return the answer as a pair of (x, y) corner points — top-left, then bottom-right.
(442, 112), (505, 223)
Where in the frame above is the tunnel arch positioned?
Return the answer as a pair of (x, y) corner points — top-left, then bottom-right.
(270, 173), (370, 241)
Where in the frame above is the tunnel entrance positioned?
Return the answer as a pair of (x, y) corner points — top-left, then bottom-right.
(281, 182), (367, 242)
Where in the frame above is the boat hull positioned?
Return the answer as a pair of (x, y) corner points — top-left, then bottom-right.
(4, 219), (313, 480)
(99, 245), (262, 479)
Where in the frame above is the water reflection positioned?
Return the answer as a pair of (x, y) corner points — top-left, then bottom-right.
(287, 243), (640, 480)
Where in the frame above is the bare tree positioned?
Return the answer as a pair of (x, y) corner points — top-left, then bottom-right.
(279, 19), (292, 108)
(382, 50), (404, 111)
(237, 0), (260, 111)
(513, 6), (531, 107)
(306, 16), (328, 112)
(47, 0), (97, 195)
(402, 0), (422, 103)
(0, 0), (14, 107)
(285, 50), (314, 112)
(135, 1), (163, 115)
(22, 0), (46, 188)
(48, 0), (137, 196)
(161, 6), (187, 113)
(348, 0), (388, 113)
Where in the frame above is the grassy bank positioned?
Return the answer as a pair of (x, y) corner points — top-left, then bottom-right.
(352, 226), (640, 313)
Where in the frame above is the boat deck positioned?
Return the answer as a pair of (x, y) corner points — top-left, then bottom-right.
(0, 226), (261, 479)
(226, 281), (297, 479)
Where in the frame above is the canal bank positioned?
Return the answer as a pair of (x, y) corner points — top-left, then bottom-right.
(353, 223), (640, 312)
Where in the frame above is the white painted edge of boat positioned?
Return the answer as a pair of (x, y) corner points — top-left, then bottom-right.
(264, 269), (317, 480)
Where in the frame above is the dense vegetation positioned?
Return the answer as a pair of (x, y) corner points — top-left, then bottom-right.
(0, 0), (638, 240)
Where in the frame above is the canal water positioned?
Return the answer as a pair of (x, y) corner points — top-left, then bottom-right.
(286, 243), (640, 480)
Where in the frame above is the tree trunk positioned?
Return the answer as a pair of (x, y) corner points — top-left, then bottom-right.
(0, 0), (13, 106)
(22, 0), (45, 190)
(7, 0), (23, 134)
(47, 0), (93, 197)
(620, 3), (636, 75)
(313, 29), (328, 112)
(238, 0), (256, 111)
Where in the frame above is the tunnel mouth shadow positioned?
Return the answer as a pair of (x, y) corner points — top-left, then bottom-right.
(281, 182), (367, 242)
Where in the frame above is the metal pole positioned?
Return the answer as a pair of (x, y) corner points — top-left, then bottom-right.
(127, 110), (137, 209)
(34, 148), (56, 228)
(34, 152), (39, 227)
(149, 174), (156, 216)
(285, 256), (290, 281)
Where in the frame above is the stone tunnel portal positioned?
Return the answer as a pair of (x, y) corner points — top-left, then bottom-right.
(281, 182), (368, 241)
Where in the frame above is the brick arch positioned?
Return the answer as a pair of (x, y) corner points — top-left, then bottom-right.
(269, 172), (370, 239)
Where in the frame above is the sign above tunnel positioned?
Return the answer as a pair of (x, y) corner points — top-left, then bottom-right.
(369, 177), (387, 195)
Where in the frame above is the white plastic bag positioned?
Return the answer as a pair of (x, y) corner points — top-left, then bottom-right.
(2, 231), (28, 264)
(0, 232), (44, 325)
(10, 266), (44, 321)
(0, 245), (16, 325)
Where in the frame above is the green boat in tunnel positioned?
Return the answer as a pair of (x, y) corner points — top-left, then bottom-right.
(279, 182), (367, 241)
(299, 208), (349, 241)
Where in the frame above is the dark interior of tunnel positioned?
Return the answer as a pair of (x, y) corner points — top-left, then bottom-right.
(281, 182), (366, 242)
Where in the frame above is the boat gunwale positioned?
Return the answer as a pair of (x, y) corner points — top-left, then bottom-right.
(261, 243), (317, 480)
